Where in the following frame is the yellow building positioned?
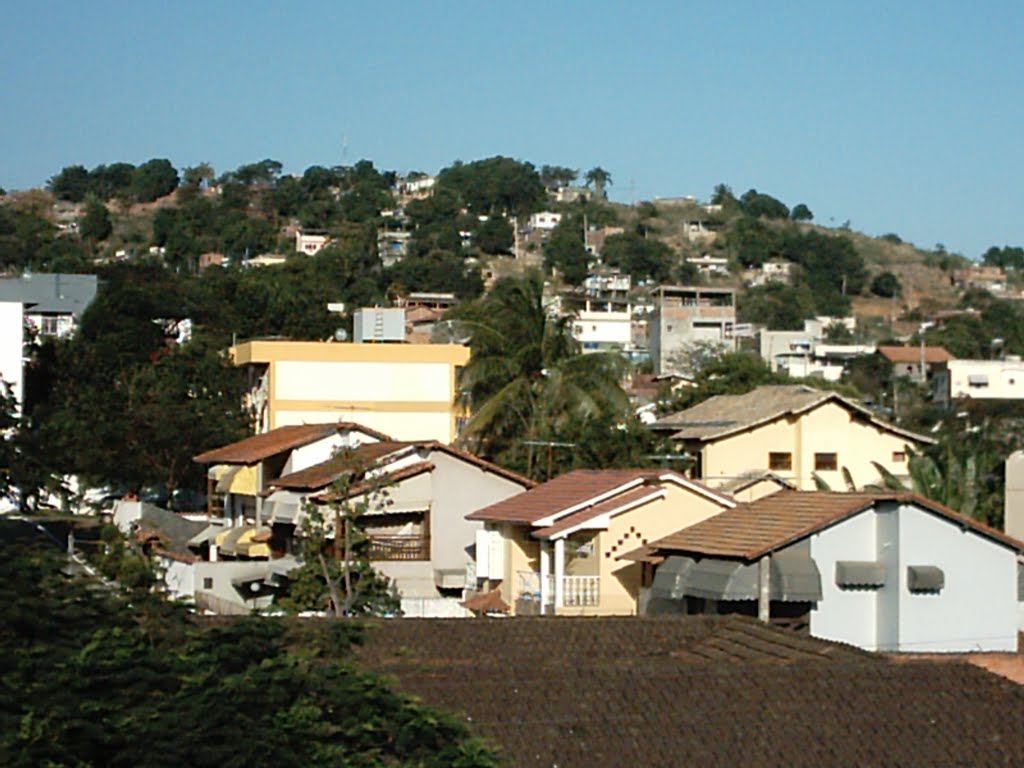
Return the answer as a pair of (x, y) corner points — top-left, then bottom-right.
(650, 385), (934, 491)
(467, 469), (734, 616)
(232, 339), (470, 444)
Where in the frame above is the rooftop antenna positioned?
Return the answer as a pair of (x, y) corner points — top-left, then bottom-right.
(341, 134), (349, 165)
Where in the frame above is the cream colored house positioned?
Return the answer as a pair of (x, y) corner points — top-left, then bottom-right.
(650, 385), (934, 491)
(467, 469), (734, 616)
(232, 339), (470, 443)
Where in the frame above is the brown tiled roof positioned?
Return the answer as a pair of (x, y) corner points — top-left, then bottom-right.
(270, 442), (414, 490)
(335, 421), (394, 441)
(354, 616), (1024, 767)
(878, 345), (954, 364)
(466, 469), (666, 524)
(650, 384), (933, 445)
(644, 490), (1024, 561)
(194, 423), (341, 464)
(271, 438), (532, 494)
(316, 460), (435, 501)
(419, 441), (534, 488)
(532, 486), (666, 539)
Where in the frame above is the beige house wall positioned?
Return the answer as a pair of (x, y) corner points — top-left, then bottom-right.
(701, 402), (916, 491)
(232, 340), (470, 443)
(493, 483), (727, 616)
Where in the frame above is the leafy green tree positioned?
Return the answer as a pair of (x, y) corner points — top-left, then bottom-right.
(726, 216), (783, 268)
(660, 351), (788, 413)
(79, 196), (112, 242)
(475, 216), (514, 254)
(540, 164), (578, 190)
(791, 203), (813, 221)
(584, 166), (612, 198)
(870, 271), (902, 298)
(388, 250), (483, 299)
(131, 158), (179, 202)
(437, 156), (545, 219)
(738, 283), (816, 329)
(48, 164), (91, 201)
(0, 534), (503, 767)
(739, 189), (789, 219)
(90, 162), (136, 200)
(282, 449), (401, 617)
(981, 244), (1024, 269)
(601, 231), (675, 283)
(710, 183), (737, 206)
(453, 272), (630, 475)
(543, 216), (590, 285)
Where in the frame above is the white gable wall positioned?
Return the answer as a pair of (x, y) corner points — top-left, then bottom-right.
(895, 503), (1018, 652)
(809, 510), (879, 650)
(809, 501), (1018, 653)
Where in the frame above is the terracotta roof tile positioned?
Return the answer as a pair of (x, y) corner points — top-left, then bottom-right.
(532, 486), (666, 538)
(878, 345), (954, 363)
(645, 490), (1024, 560)
(650, 384), (933, 445)
(466, 469), (666, 524)
(193, 423), (341, 464)
(270, 442), (414, 490)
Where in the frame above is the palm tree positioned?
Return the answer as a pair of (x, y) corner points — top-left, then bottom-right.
(584, 167), (612, 199)
(454, 272), (629, 476)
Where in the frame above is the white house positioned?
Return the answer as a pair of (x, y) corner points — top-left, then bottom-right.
(528, 211), (562, 231)
(295, 230), (330, 255)
(936, 358), (1024, 401)
(638, 491), (1023, 653)
(0, 301), (24, 411)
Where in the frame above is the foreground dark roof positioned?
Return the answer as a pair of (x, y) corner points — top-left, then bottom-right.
(194, 423), (341, 464)
(354, 616), (1024, 767)
(642, 490), (1024, 561)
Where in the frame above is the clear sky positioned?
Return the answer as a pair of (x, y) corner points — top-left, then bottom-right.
(3, 1), (1022, 258)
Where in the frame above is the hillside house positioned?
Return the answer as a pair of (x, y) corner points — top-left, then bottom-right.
(635, 490), (1023, 652)
(649, 285), (736, 375)
(878, 344), (954, 385)
(649, 385), (934, 491)
(466, 469), (734, 616)
(933, 357), (1024, 402)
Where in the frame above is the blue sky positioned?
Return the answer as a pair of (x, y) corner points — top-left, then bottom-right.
(3, 1), (1022, 258)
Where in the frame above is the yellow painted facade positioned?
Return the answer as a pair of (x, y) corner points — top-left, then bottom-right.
(699, 401), (919, 491)
(231, 340), (470, 443)
(492, 481), (729, 616)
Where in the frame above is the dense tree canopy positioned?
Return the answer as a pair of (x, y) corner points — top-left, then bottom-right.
(436, 156), (545, 219)
(0, 527), (502, 767)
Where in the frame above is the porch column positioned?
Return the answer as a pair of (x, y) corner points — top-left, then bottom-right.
(539, 541), (551, 615)
(255, 462), (264, 528)
(757, 555), (771, 623)
(553, 538), (565, 609)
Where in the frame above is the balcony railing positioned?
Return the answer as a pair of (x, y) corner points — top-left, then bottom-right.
(367, 535), (429, 561)
(516, 571), (601, 609)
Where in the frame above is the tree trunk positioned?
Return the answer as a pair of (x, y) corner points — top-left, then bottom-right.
(318, 551), (344, 618)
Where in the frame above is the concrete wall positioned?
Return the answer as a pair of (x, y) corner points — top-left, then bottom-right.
(1005, 451), (1024, 542)
(193, 560), (275, 614)
(946, 359), (1024, 400)
(809, 510), (880, 649)
(701, 401), (916, 491)
(0, 301), (23, 411)
(809, 501), (1019, 652)
(430, 450), (526, 575)
(233, 341), (470, 443)
(572, 311), (632, 347)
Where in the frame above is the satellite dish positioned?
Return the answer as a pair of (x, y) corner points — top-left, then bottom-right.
(333, 328), (348, 342)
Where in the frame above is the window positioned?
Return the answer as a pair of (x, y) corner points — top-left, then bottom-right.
(814, 452), (838, 471)
(203, 577), (213, 590)
(892, 451), (906, 463)
(769, 452), (792, 471)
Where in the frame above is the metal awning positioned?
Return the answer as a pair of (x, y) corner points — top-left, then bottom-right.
(684, 559), (759, 601)
(264, 489), (304, 523)
(907, 565), (944, 592)
(650, 556), (697, 600)
(187, 523), (226, 548)
(835, 560), (886, 588)
(770, 550), (822, 601)
(968, 374), (989, 385)
(652, 550), (822, 603)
